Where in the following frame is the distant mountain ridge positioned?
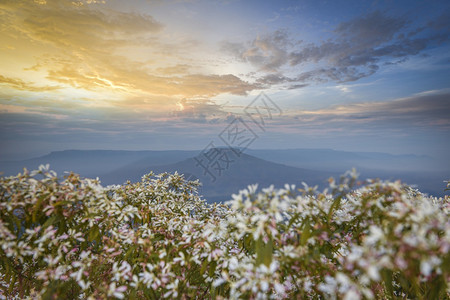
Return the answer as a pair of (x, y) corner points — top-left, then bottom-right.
(0, 148), (447, 199)
(100, 148), (337, 202)
(247, 149), (437, 172)
(0, 150), (197, 178)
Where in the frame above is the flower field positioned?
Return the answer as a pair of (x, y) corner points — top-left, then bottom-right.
(1, 165), (449, 299)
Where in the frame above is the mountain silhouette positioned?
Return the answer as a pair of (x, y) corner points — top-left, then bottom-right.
(1, 148), (447, 199)
(101, 148), (337, 202)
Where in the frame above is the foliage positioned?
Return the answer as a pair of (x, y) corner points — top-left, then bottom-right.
(0, 165), (449, 299)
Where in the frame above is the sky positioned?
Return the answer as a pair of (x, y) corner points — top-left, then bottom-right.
(0, 0), (449, 160)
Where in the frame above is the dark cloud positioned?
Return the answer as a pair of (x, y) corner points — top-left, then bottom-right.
(334, 11), (407, 48)
(294, 65), (379, 83)
(256, 73), (295, 85)
(225, 11), (450, 86)
(285, 84), (309, 90)
(428, 9), (450, 30)
(289, 11), (449, 82)
(291, 91), (450, 129)
(255, 73), (309, 89)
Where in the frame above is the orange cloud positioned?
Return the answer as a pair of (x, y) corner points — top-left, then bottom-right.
(0, 0), (260, 117)
(0, 75), (61, 92)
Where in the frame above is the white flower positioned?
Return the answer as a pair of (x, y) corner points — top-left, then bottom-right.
(367, 265), (380, 281)
(365, 226), (384, 245)
(213, 278), (227, 287)
(78, 280), (91, 291)
(107, 282), (127, 299)
(318, 275), (337, 295)
(344, 289), (361, 300)
(420, 256), (441, 277)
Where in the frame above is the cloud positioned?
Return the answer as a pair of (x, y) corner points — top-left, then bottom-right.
(0, 98), (229, 152)
(156, 64), (191, 75)
(42, 56), (258, 97)
(294, 65), (380, 84)
(256, 73), (295, 85)
(224, 11), (450, 86)
(334, 11), (406, 48)
(428, 8), (450, 31)
(222, 29), (292, 72)
(19, 0), (163, 42)
(170, 98), (232, 123)
(0, 75), (61, 92)
(285, 84), (309, 90)
(0, 0), (259, 103)
(288, 91), (450, 130)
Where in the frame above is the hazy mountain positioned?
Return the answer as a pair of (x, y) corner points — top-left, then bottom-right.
(1, 148), (447, 200)
(246, 149), (448, 197)
(0, 150), (196, 178)
(247, 149), (441, 172)
(101, 149), (338, 202)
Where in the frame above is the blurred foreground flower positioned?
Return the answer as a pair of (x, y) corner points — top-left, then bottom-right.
(0, 166), (449, 299)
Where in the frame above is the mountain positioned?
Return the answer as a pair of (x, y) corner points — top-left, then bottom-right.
(247, 149), (441, 172)
(101, 148), (338, 202)
(0, 150), (196, 178)
(246, 149), (448, 197)
(1, 148), (447, 199)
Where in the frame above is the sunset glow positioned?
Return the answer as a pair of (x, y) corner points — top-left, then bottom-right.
(0, 0), (449, 160)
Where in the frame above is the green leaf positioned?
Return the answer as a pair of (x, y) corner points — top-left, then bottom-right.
(255, 237), (273, 267)
(88, 225), (100, 242)
(208, 260), (217, 278)
(8, 273), (16, 294)
(300, 219), (311, 246)
(32, 195), (46, 223)
(125, 245), (137, 260)
(287, 212), (301, 229)
(53, 200), (71, 207)
(327, 195), (342, 221)
(380, 269), (393, 299)
(41, 215), (58, 230)
(200, 259), (209, 274)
